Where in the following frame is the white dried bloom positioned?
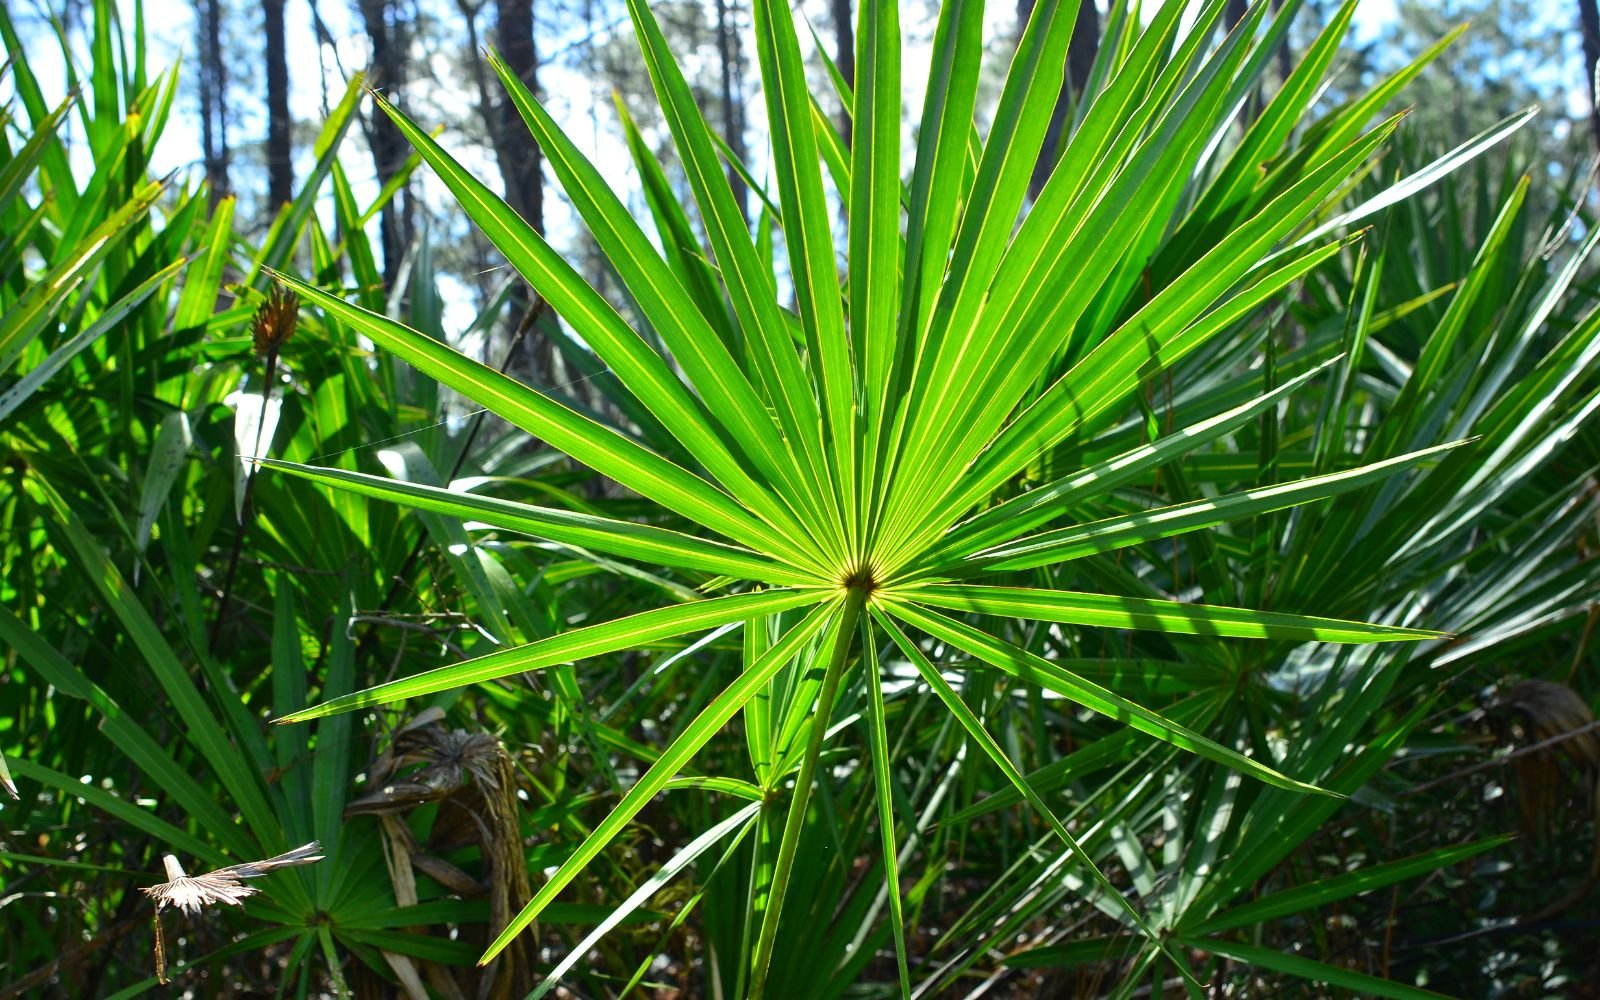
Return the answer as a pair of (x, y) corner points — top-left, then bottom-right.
(140, 841), (324, 916)
(140, 842), (323, 982)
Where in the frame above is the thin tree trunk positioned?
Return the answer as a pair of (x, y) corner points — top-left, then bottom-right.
(495, 0), (544, 235)
(1021, 0), (1097, 201)
(197, 19), (217, 195)
(308, 0), (340, 117)
(1225, 0), (1261, 124)
(493, 0), (547, 387)
(264, 0), (293, 209)
(831, 0), (854, 146)
(1271, 0), (1292, 87)
(715, 0), (749, 221)
(459, 0), (499, 162)
(358, 0), (414, 286)
(460, 0), (518, 310)
(1066, 0), (1099, 97)
(196, 0), (229, 203)
(1581, 0), (1600, 152)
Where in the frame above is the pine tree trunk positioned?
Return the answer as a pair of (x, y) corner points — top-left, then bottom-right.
(1581, 0), (1600, 152)
(1226, 0), (1261, 124)
(1271, 0), (1292, 86)
(459, 0), (503, 192)
(1066, 0), (1099, 97)
(495, 0), (545, 235)
(196, 0), (230, 203)
(358, 0), (414, 286)
(716, 0), (749, 221)
(1021, 0), (1098, 201)
(493, 0), (548, 390)
(831, 0), (854, 146)
(264, 0), (293, 210)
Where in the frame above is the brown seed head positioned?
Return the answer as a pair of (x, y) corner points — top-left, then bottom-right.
(251, 286), (299, 358)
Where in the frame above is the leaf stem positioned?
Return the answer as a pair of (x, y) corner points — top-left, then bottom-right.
(749, 586), (867, 999)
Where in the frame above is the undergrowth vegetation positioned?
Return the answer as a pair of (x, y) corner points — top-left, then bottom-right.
(1, 0), (1597, 996)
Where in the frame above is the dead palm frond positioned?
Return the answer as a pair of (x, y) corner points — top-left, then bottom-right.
(348, 709), (533, 1000)
(140, 842), (323, 982)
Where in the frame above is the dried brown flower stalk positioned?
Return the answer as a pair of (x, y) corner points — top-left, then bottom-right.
(140, 842), (323, 982)
(250, 285), (299, 359)
(210, 284), (298, 654)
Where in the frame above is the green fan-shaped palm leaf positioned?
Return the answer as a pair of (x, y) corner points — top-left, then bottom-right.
(267, 0), (1499, 990)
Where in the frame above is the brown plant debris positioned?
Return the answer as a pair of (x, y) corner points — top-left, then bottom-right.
(1488, 679), (1600, 920)
(139, 841), (323, 982)
(348, 708), (533, 1000)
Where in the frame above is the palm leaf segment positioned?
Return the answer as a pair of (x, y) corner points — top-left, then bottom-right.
(271, 0), (1452, 975)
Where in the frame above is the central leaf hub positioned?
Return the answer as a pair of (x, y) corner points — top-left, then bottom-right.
(840, 562), (879, 595)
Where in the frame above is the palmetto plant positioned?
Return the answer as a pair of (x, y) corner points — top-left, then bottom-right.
(258, 0), (1529, 993)
(0, 4), (574, 991)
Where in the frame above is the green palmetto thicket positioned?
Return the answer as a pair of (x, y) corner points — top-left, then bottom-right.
(3, 0), (1598, 995)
